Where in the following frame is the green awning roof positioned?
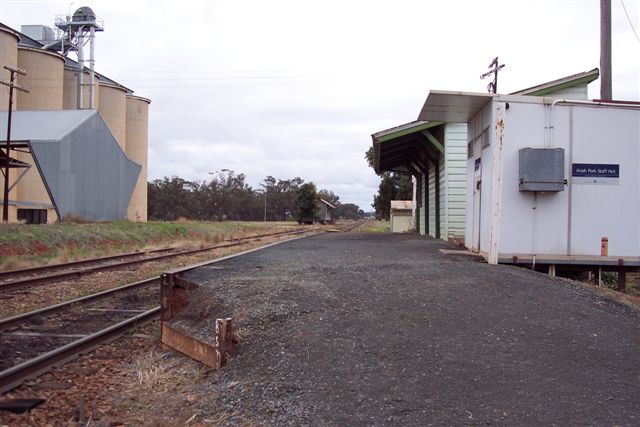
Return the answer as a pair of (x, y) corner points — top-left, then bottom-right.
(371, 120), (443, 174)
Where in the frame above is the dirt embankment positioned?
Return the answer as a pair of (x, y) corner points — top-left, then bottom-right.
(0, 221), (301, 271)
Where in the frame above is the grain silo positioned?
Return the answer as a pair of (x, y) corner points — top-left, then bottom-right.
(13, 46), (65, 219)
(98, 82), (127, 150)
(16, 46), (64, 110)
(0, 25), (20, 110)
(125, 95), (151, 221)
(1, 10), (150, 224)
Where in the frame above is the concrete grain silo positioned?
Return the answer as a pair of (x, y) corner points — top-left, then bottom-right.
(13, 46), (65, 218)
(1, 14), (150, 224)
(98, 82), (127, 150)
(0, 25), (20, 220)
(16, 46), (64, 110)
(125, 95), (151, 221)
(63, 65), (100, 109)
(0, 25), (20, 110)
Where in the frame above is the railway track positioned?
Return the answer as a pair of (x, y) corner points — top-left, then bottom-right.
(0, 228), (314, 293)
(0, 222), (363, 394)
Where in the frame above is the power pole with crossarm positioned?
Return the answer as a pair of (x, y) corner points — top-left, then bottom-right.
(1, 65), (30, 223)
(480, 57), (506, 94)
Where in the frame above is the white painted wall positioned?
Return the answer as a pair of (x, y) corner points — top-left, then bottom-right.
(545, 85), (588, 100)
(391, 211), (412, 232)
(465, 102), (494, 254)
(468, 96), (640, 261)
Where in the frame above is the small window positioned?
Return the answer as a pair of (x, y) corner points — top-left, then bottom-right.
(481, 127), (490, 148)
(467, 140), (474, 159)
(17, 209), (48, 224)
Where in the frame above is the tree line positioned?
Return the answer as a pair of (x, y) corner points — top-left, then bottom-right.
(147, 171), (364, 222)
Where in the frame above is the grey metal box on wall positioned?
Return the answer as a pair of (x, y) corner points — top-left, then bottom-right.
(518, 148), (565, 192)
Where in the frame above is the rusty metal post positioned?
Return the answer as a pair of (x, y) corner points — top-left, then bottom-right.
(159, 270), (234, 369)
(160, 273), (174, 321)
(215, 318), (234, 369)
(601, 237), (608, 257)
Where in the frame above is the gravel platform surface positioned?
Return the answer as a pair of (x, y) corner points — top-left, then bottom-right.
(178, 232), (640, 426)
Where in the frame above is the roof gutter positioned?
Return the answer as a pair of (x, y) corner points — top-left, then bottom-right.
(547, 97), (640, 149)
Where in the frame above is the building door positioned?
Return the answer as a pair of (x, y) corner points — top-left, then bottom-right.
(472, 158), (482, 252)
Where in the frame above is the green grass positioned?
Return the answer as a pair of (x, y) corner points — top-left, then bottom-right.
(0, 220), (294, 270)
(361, 220), (390, 233)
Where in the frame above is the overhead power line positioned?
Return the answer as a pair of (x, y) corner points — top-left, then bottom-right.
(620, 0), (640, 44)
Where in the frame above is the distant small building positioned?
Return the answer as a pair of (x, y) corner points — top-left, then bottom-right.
(390, 200), (414, 233)
(318, 198), (336, 224)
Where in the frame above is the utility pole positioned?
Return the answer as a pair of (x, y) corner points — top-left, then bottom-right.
(600, 0), (612, 100)
(0, 66), (29, 223)
(480, 57), (506, 94)
(259, 184), (267, 222)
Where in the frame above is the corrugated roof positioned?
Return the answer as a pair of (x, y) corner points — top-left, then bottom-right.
(320, 198), (336, 209)
(390, 200), (413, 210)
(511, 68), (599, 96)
(0, 23), (22, 42)
(0, 110), (96, 141)
(372, 120), (442, 143)
(418, 91), (494, 122)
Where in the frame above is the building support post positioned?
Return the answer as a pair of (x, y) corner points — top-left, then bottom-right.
(434, 157), (441, 239)
(617, 260), (626, 292)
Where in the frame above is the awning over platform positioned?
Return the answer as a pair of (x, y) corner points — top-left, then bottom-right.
(418, 90), (494, 122)
(371, 120), (444, 175)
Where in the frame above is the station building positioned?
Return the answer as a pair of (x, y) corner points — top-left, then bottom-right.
(372, 68), (640, 280)
(372, 69), (599, 245)
(0, 9), (150, 223)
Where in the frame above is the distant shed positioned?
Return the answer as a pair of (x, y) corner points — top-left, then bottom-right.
(318, 198), (336, 224)
(390, 200), (414, 233)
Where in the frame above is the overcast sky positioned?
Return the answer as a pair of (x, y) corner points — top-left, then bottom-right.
(2, 0), (639, 210)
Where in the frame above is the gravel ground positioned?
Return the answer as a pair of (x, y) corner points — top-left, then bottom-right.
(170, 232), (640, 426)
(0, 230), (322, 425)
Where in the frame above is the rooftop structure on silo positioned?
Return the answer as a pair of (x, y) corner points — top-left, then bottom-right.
(52, 6), (104, 109)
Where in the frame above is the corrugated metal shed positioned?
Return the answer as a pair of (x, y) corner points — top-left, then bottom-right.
(1, 110), (140, 221)
(2, 109), (94, 141)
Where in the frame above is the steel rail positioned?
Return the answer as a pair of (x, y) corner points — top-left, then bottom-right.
(0, 306), (160, 394)
(0, 277), (159, 330)
(338, 220), (367, 232)
(0, 247), (176, 281)
(0, 228), (324, 394)
(0, 228), (314, 293)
